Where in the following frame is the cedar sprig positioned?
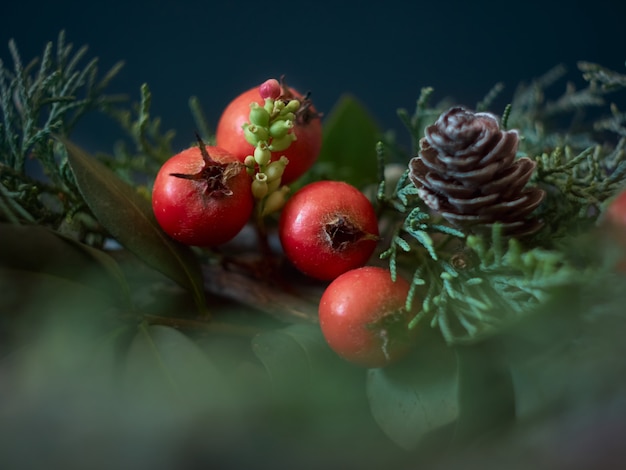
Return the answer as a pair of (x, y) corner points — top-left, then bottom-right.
(396, 87), (446, 154)
(475, 82), (505, 113)
(376, 71), (614, 344)
(531, 140), (626, 240)
(377, 144), (467, 337)
(188, 95), (215, 145)
(594, 103), (626, 137)
(403, 225), (579, 344)
(0, 31), (124, 226)
(578, 61), (626, 92)
(99, 83), (176, 186)
(506, 64), (608, 156)
(0, 30), (124, 174)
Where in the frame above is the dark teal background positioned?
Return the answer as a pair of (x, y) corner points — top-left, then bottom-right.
(2, 0), (625, 152)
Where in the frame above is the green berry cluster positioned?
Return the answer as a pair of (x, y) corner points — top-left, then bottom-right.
(243, 79), (299, 217)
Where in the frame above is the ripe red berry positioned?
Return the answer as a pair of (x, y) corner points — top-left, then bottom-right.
(152, 144), (253, 246)
(278, 180), (379, 281)
(215, 83), (322, 185)
(604, 188), (626, 272)
(605, 188), (626, 229)
(319, 266), (418, 367)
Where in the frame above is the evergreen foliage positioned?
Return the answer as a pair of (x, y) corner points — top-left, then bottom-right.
(0, 32), (179, 236)
(378, 62), (626, 344)
(1, 29), (626, 465)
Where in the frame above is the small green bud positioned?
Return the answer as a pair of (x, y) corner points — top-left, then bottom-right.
(244, 155), (256, 168)
(273, 100), (286, 113)
(249, 103), (270, 128)
(267, 177), (281, 194)
(276, 111), (296, 122)
(243, 123), (269, 146)
(269, 133), (296, 152)
(252, 173), (269, 199)
(265, 157), (288, 181)
(269, 119), (294, 139)
(262, 186), (290, 216)
(254, 143), (271, 166)
(243, 123), (258, 146)
(244, 155), (256, 175)
(282, 99), (300, 114)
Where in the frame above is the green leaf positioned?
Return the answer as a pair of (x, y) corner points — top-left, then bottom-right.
(0, 267), (119, 353)
(124, 324), (229, 411)
(366, 333), (459, 450)
(315, 94), (380, 188)
(61, 138), (206, 312)
(0, 224), (123, 346)
(251, 323), (336, 399)
(0, 223), (130, 306)
(498, 275), (626, 422)
(452, 344), (515, 444)
(251, 323), (384, 447)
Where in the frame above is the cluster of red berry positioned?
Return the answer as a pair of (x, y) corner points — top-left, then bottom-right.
(151, 79), (417, 368)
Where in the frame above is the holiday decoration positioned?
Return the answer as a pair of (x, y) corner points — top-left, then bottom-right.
(409, 106), (545, 236)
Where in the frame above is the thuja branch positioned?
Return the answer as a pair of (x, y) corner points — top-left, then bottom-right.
(100, 83), (176, 185)
(405, 225), (579, 344)
(531, 142), (626, 239)
(0, 31), (125, 228)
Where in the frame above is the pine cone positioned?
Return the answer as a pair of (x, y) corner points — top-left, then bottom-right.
(409, 106), (545, 237)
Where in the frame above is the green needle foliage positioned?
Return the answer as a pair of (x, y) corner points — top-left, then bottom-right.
(0, 32), (181, 240)
(396, 86), (441, 154)
(0, 31), (124, 229)
(532, 142), (626, 239)
(525, 62), (626, 240)
(2, 28), (626, 463)
(100, 83), (176, 186)
(0, 30), (124, 174)
(579, 61), (626, 137)
(378, 165), (579, 344)
(378, 62), (626, 345)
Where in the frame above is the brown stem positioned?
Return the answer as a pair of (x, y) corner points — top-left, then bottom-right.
(253, 215), (273, 260)
(202, 262), (320, 324)
(195, 132), (215, 166)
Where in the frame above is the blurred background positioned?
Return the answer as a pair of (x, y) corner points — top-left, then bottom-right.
(2, 3), (626, 467)
(2, 0), (625, 152)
